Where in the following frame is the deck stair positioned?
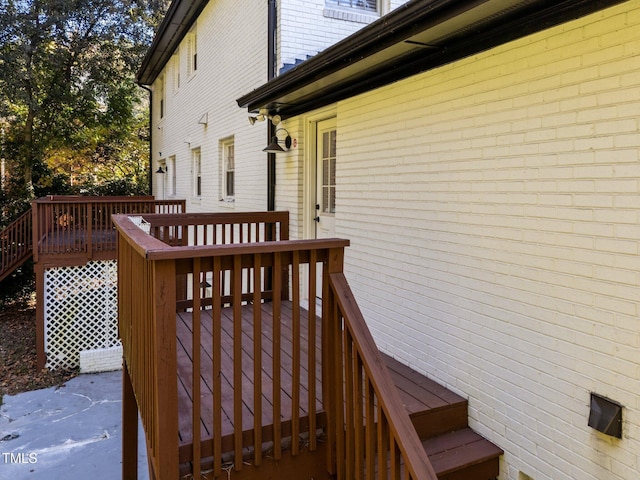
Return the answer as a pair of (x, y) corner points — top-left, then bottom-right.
(383, 353), (503, 480)
(0, 209), (33, 283)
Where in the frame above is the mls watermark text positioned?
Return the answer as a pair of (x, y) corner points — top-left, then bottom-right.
(2, 452), (38, 464)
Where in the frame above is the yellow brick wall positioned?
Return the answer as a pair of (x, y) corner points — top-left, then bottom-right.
(318, 2), (640, 479)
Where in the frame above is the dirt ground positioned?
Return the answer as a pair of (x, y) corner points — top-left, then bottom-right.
(0, 297), (77, 400)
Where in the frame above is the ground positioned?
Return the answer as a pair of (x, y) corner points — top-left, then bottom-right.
(0, 297), (77, 400)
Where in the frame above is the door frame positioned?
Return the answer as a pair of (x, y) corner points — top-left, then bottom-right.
(302, 107), (337, 240)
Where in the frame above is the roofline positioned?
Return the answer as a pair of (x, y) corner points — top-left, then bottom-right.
(137, 0), (209, 86)
(237, 0), (629, 118)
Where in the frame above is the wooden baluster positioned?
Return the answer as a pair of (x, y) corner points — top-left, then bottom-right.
(272, 251), (282, 459)
(366, 379), (375, 480)
(212, 257), (223, 477)
(345, 327), (355, 480)
(192, 258), (202, 479)
(291, 250), (301, 456)
(308, 250), (317, 451)
(232, 254), (243, 470)
(378, 410), (389, 480)
(87, 202), (93, 256)
(252, 254), (263, 466)
(355, 354), (365, 479)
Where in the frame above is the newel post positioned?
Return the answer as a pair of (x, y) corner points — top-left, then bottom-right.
(152, 258), (179, 479)
(322, 245), (345, 477)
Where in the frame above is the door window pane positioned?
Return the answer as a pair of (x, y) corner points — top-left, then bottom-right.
(322, 131), (336, 214)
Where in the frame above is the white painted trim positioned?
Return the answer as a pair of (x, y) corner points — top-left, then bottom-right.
(302, 106), (337, 240)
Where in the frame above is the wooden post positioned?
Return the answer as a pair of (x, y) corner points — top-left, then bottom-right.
(86, 201), (93, 256)
(152, 259), (179, 480)
(31, 201), (39, 263)
(122, 361), (139, 480)
(35, 263), (46, 370)
(322, 246), (345, 476)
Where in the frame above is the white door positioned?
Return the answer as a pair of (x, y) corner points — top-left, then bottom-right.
(310, 118), (337, 304)
(315, 118), (337, 239)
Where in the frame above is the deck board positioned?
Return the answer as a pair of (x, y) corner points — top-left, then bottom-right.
(175, 301), (324, 462)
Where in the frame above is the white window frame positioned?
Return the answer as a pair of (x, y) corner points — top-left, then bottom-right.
(168, 155), (176, 196)
(324, 0), (391, 22)
(326, 0), (377, 13)
(220, 138), (235, 203)
(187, 25), (198, 78)
(157, 75), (165, 119)
(172, 50), (180, 92)
(192, 148), (202, 198)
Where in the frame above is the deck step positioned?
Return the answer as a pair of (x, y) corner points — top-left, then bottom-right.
(422, 428), (503, 480)
(382, 353), (468, 438)
(382, 353), (503, 480)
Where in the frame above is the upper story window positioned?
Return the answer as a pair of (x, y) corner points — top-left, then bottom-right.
(187, 26), (198, 77)
(172, 50), (180, 92)
(168, 155), (176, 196)
(326, 0), (377, 14)
(157, 75), (165, 119)
(192, 148), (202, 198)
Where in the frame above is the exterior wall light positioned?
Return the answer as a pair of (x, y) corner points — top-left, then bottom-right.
(249, 108), (272, 125)
(248, 114), (266, 125)
(263, 128), (292, 153)
(156, 166), (165, 174)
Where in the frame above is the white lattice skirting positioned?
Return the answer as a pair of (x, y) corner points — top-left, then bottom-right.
(44, 260), (121, 370)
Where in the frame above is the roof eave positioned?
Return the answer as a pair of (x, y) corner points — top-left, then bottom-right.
(237, 0), (630, 118)
(137, 0), (210, 86)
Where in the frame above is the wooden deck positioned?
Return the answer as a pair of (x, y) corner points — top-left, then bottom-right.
(39, 228), (116, 256)
(174, 301), (503, 479)
(31, 196), (186, 370)
(115, 212), (501, 480)
(175, 300), (325, 466)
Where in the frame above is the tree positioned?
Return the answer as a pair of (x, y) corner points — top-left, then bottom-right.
(0, 0), (167, 209)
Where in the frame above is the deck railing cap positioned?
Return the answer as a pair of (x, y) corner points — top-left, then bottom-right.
(34, 195), (155, 204)
(113, 212), (348, 261)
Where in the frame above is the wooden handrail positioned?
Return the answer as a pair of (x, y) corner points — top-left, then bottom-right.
(327, 272), (439, 480)
(0, 209), (33, 283)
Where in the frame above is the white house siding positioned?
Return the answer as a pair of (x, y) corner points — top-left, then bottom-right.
(278, 0), (410, 71)
(283, 2), (639, 479)
(276, 116), (306, 238)
(151, 0), (269, 212)
(151, 0), (412, 213)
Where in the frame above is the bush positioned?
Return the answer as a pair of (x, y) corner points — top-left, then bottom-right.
(80, 177), (149, 197)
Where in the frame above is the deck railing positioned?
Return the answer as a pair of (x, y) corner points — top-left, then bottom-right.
(0, 209), (33, 283)
(115, 210), (437, 480)
(327, 272), (439, 480)
(116, 211), (310, 479)
(32, 195), (185, 263)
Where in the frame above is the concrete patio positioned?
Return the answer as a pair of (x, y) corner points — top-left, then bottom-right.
(0, 371), (148, 479)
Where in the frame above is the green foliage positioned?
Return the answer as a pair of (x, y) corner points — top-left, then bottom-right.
(0, 0), (169, 298)
(0, 0), (168, 202)
(81, 177), (148, 196)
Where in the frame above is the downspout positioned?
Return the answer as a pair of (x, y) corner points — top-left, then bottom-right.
(267, 0), (277, 211)
(139, 84), (154, 196)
